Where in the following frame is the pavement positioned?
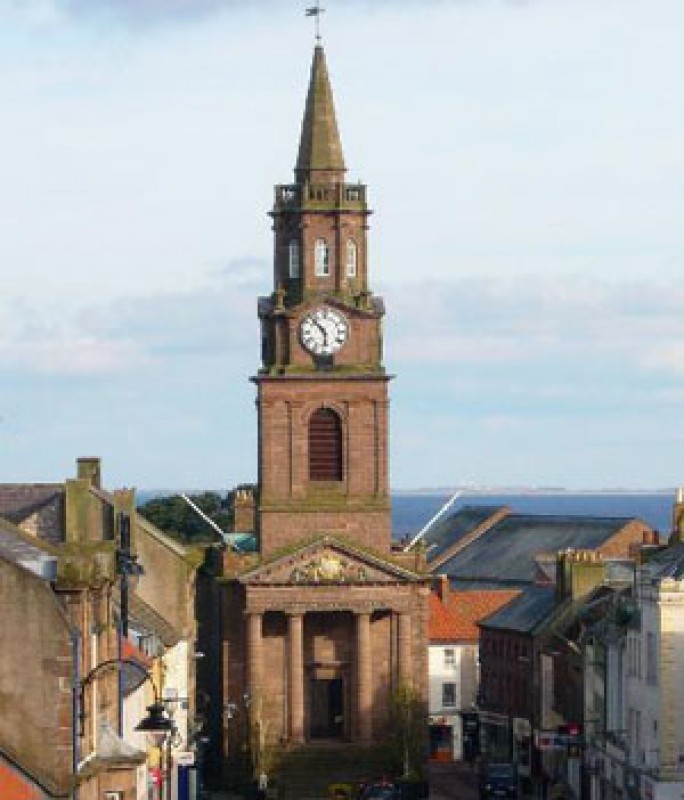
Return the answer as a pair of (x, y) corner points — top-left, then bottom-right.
(428, 760), (479, 800)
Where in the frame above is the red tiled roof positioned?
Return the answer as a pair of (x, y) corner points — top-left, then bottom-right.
(429, 588), (521, 642)
(122, 637), (153, 670)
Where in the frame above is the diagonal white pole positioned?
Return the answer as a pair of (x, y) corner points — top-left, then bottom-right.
(404, 490), (463, 552)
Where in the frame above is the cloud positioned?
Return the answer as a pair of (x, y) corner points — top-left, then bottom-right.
(641, 343), (684, 376)
(5, 0), (258, 28)
(0, 337), (152, 376)
(384, 276), (684, 378)
(0, 262), (263, 376)
(4, 271), (681, 387)
(6, 0), (526, 30)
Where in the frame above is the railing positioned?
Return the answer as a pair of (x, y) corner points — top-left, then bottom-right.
(274, 182), (366, 209)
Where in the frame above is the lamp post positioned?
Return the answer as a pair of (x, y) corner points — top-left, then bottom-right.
(77, 658), (175, 799)
(224, 692), (253, 791)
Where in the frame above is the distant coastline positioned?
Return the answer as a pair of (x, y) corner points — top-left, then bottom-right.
(392, 486), (676, 497)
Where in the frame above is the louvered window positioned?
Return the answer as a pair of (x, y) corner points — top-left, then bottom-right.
(309, 408), (342, 481)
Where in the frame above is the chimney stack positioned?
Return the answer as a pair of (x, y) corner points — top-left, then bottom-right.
(435, 574), (449, 603)
(672, 487), (684, 542)
(77, 457), (101, 489)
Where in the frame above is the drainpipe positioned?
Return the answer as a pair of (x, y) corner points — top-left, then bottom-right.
(71, 627), (82, 800)
(117, 616), (124, 736)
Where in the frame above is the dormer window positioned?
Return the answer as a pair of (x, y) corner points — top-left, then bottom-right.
(289, 240), (300, 279)
(346, 239), (357, 278)
(314, 239), (330, 277)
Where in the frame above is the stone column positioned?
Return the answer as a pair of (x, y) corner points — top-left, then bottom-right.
(288, 612), (305, 743)
(247, 612), (263, 705)
(356, 611), (372, 742)
(397, 612), (412, 688)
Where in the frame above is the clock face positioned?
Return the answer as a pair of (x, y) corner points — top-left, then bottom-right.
(300, 307), (349, 356)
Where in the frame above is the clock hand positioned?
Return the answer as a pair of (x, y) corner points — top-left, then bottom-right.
(314, 319), (329, 345)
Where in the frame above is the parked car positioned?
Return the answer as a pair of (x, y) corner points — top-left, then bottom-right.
(360, 781), (400, 800)
(479, 762), (518, 799)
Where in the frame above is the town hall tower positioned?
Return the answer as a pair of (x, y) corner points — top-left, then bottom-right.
(215, 46), (427, 781)
(255, 45), (391, 556)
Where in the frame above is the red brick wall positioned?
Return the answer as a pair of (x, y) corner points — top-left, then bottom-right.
(256, 377), (391, 556)
(274, 204), (370, 299)
(598, 519), (656, 558)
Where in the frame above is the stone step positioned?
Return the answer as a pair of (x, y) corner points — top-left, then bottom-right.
(272, 744), (393, 800)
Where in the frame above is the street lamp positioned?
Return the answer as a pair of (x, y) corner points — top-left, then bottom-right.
(78, 658), (175, 798)
(224, 693), (253, 791)
(79, 657), (172, 736)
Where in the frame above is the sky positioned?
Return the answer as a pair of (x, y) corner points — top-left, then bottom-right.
(1, 0), (683, 491)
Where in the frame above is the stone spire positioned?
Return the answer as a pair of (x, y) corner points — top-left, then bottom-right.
(295, 45), (346, 184)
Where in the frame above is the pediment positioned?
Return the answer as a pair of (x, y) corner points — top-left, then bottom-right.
(240, 536), (417, 586)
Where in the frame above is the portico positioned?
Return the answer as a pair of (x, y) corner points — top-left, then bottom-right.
(238, 539), (423, 745)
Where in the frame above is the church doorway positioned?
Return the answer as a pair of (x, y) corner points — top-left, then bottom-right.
(309, 677), (345, 740)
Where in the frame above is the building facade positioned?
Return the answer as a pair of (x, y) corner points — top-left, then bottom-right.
(428, 578), (519, 762)
(213, 44), (428, 784)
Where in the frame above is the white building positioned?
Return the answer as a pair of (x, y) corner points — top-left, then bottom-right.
(428, 577), (519, 761)
(585, 522), (684, 800)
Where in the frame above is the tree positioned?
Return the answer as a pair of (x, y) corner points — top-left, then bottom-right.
(137, 491), (234, 543)
(385, 684), (428, 780)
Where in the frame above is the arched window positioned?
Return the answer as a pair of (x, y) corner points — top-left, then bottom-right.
(309, 408), (343, 481)
(346, 239), (357, 278)
(288, 239), (300, 279)
(314, 239), (330, 277)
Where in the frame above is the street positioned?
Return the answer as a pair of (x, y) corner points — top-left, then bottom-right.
(428, 761), (479, 800)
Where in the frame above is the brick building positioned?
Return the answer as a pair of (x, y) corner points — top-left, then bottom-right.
(208, 44), (429, 788)
(0, 458), (200, 799)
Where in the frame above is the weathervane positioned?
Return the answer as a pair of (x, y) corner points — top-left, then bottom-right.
(305, 0), (325, 43)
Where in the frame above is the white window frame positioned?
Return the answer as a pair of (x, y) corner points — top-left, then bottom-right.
(444, 648), (455, 668)
(314, 239), (330, 277)
(346, 238), (357, 278)
(289, 239), (300, 279)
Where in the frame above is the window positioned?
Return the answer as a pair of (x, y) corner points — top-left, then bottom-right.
(444, 648), (455, 668)
(309, 408), (342, 481)
(442, 682), (456, 708)
(346, 239), (357, 277)
(314, 239), (330, 276)
(288, 239), (300, 279)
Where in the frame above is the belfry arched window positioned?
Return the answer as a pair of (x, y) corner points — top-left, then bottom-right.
(288, 239), (300, 279)
(346, 239), (357, 278)
(314, 239), (330, 277)
(309, 407), (343, 481)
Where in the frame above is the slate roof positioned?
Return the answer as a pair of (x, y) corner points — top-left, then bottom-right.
(435, 513), (640, 587)
(479, 585), (556, 634)
(429, 588), (520, 642)
(128, 593), (181, 648)
(0, 484), (64, 526)
(423, 505), (506, 565)
(642, 541), (684, 580)
(0, 516), (58, 580)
